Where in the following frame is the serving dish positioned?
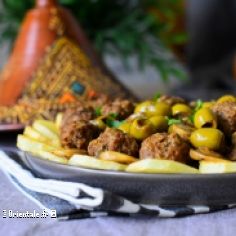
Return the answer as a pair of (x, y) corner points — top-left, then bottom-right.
(0, 123), (24, 132)
(21, 151), (236, 205)
(15, 94), (236, 205)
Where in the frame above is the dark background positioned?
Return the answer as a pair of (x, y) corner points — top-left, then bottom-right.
(176, 0), (236, 100)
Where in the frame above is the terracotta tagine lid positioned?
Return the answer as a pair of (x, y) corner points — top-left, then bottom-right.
(0, 0), (134, 106)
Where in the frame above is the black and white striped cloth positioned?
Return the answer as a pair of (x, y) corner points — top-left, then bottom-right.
(0, 150), (235, 220)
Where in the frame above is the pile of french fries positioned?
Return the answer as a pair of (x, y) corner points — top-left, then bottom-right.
(16, 117), (236, 174)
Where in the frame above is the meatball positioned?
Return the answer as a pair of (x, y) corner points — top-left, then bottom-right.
(88, 94), (111, 108)
(211, 101), (236, 137)
(101, 99), (135, 119)
(140, 133), (190, 163)
(158, 95), (186, 106)
(60, 120), (100, 150)
(62, 105), (95, 127)
(88, 128), (139, 157)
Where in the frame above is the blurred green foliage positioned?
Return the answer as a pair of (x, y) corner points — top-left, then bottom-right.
(0, 0), (187, 81)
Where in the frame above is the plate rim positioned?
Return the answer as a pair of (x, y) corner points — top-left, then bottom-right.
(24, 151), (236, 179)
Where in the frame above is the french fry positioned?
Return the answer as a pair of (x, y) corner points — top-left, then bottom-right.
(51, 149), (87, 158)
(37, 150), (68, 164)
(17, 135), (55, 154)
(126, 159), (199, 174)
(69, 154), (127, 171)
(24, 126), (60, 147)
(24, 126), (49, 142)
(33, 119), (59, 135)
(199, 161), (236, 174)
(99, 151), (138, 164)
(32, 119), (60, 145)
(55, 113), (63, 129)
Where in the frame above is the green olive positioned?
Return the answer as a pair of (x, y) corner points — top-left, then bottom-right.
(90, 116), (107, 130)
(217, 95), (236, 103)
(134, 101), (154, 114)
(190, 128), (224, 150)
(149, 115), (168, 132)
(135, 101), (171, 117)
(194, 108), (217, 129)
(130, 118), (156, 140)
(154, 102), (171, 117)
(118, 122), (131, 133)
(127, 112), (147, 122)
(172, 103), (192, 117)
(169, 124), (195, 141)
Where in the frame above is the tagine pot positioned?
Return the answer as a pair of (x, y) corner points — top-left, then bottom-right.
(0, 0), (130, 106)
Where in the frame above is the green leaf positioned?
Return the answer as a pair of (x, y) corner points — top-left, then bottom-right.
(0, 0), (186, 84)
(169, 33), (188, 44)
(194, 99), (203, 112)
(188, 114), (194, 124)
(106, 119), (124, 128)
(169, 67), (187, 81)
(108, 113), (118, 119)
(167, 118), (182, 126)
(153, 92), (162, 101)
(95, 107), (102, 116)
(188, 99), (203, 124)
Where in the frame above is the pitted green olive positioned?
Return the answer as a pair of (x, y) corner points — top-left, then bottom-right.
(190, 128), (224, 150)
(194, 108), (217, 129)
(217, 95), (236, 103)
(130, 118), (156, 140)
(134, 101), (154, 114)
(127, 112), (147, 122)
(172, 104), (192, 117)
(154, 102), (171, 116)
(168, 124), (195, 141)
(135, 101), (171, 117)
(118, 122), (131, 133)
(149, 115), (168, 132)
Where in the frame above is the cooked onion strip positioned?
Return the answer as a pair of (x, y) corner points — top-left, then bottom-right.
(99, 151), (138, 164)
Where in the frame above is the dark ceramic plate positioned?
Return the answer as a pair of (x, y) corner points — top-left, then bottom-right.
(21, 152), (236, 205)
(0, 124), (24, 132)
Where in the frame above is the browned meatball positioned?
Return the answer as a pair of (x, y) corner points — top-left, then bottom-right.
(140, 133), (190, 163)
(62, 105), (95, 127)
(101, 99), (134, 119)
(87, 94), (111, 108)
(60, 120), (100, 150)
(88, 128), (139, 157)
(211, 101), (236, 137)
(158, 95), (186, 106)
